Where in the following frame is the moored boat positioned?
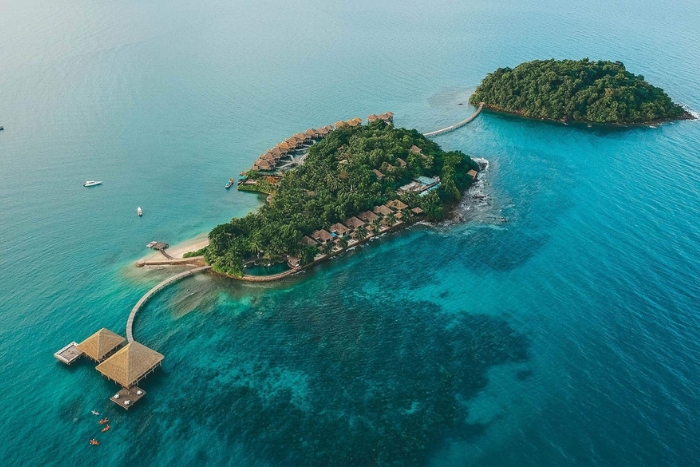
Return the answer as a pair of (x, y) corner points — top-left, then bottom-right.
(83, 180), (102, 187)
(137, 207), (142, 217)
(225, 178), (233, 189)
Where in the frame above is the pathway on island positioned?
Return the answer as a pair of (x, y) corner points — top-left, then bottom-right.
(126, 265), (211, 342)
(423, 102), (485, 137)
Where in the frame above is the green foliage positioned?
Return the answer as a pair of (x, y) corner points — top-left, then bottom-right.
(206, 121), (479, 275)
(183, 246), (207, 258)
(470, 58), (686, 124)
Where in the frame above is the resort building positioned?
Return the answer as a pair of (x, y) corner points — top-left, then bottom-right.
(398, 175), (441, 194)
(357, 210), (379, 223)
(373, 169), (384, 180)
(373, 205), (393, 216)
(301, 236), (318, 247)
(386, 199), (408, 211)
(411, 207), (424, 215)
(344, 217), (365, 231)
(329, 223), (351, 237)
(347, 117), (362, 127)
(467, 169), (478, 180)
(397, 157), (407, 167)
(77, 328), (125, 363)
(96, 341), (164, 389)
(335, 121), (346, 129)
(311, 229), (333, 244)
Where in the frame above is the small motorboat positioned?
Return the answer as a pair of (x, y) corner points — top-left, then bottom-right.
(89, 439), (99, 446)
(91, 410), (99, 416)
(101, 425), (111, 433)
(98, 418), (109, 425)
(83, 181), (102, 187)
(0, 126), (4, 131)
(225, 178), (233, 189)
(137, 207), (142, 217)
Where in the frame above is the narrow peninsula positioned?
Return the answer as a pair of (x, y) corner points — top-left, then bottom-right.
(470, 58), (693, 124)
(204, 117), (481, 278)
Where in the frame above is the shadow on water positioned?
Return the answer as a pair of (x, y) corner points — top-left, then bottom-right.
(124, 281), (530, 467)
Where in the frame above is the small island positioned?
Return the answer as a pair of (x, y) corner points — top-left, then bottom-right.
(203, 118), (481, 278)
(470, 58), (692, 124)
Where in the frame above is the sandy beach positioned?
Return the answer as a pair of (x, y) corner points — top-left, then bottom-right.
(138, 233), (209, 262)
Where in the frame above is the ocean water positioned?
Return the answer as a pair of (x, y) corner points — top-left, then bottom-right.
(1, 0), (700, 465)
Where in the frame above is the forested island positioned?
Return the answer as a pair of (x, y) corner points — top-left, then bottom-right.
(204, 120), (480, 277)
(470, 59), (692, 124)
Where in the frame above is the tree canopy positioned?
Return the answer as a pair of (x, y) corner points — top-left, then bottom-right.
(470, 58), (688, 124)
(205, 120), (479, 276)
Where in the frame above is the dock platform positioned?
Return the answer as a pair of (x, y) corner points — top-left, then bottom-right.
(110, 387), (146, 410)
(54, 342), (83, 365)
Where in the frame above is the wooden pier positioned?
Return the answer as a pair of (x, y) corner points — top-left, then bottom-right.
(111, 387), (146, 410)
(126, 265), (212, 342)
(423, 102), (485, 137)
(54, 342), (82, 365)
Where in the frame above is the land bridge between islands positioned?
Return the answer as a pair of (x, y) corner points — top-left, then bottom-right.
(423, 102), (485, 137)
(126, 265), (211, 342)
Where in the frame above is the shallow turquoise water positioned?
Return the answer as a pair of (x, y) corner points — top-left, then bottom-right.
(1, 0), (700, 465)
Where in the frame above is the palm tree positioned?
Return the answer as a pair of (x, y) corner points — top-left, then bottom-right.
(356, 225), (368, 241)
(322, 242), (334, 256)
(371, 218), (382, 235)
(402, 210), (414, 224)
(338, 236), (349, 249)
(386, 212), (397, 226)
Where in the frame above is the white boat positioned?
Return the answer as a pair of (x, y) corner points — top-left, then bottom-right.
(137, 207), (142, 217)
(83, 180), (102, 187)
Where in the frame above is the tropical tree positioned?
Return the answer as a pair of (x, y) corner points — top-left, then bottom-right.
(371, 218), (382, 235)
(338, 236), (349, 249)
(321, 242), (334, 256)
(356, 225), (368, 241)
(386, 212), (397, 226)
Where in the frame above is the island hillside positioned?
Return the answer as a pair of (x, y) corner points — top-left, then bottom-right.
(470, 58), (691, 124)
(205, 120), (480, 277)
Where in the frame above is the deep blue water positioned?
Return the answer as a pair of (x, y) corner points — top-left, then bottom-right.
(1, 0), (700, 465)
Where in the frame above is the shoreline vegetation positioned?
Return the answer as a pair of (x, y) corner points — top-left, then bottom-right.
(202, 117), (481, 279)
(470, 58), (694, 125)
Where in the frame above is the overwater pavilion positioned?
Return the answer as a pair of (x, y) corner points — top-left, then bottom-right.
(77, 328), (125, 362)
(96, 341), (164, 389)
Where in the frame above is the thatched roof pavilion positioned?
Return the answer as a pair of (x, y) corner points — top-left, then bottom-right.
(467, 169), (478, 179)
(268, 147), (283, 158)
(367, 114), (378, 122)
(96, 341), (164, 388)
(277, 142), (292, 151)
(347, 117), (362, 127)
(386, 199), (408, 211)
(344, 217), (365, 230)
(335, 121), (346, 129)
(311, 229), (333, 244)
(304, 129), (316, 139)
(323, 125), (334, 132)
(77, 328), (125, 362)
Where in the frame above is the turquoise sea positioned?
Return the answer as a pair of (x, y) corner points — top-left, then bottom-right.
(2, 0), (700, 465)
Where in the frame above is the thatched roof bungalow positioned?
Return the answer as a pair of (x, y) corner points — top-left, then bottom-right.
(397, 157), (407, 167)
(344, 217), (365, 230)
(373, 205), (393, 216)
(372, 169), (384, 180)
(335, 121), (346, 129)
(304, 129), (316, 140)
(301, 236), (318, 246)
(330, 223), (351, 237)
(277, 142), (292, 152)
(77, 328), (125, 362)
(411, 207), (424, 215)
(347, 117), (362, 127)
(311, 229), (333, 244)
(467, 169), (478, 179)
(357, 211), (379, 223)
(367, 114), (378, 123)
(96, 341), (164, 388)
(410, 145), (423, 155)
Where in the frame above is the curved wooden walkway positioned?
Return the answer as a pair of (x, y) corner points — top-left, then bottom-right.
(423, 102), (485, 137)
(126, 265), (211, 342)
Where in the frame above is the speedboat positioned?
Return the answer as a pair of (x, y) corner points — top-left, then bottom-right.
(225, 178), (233, 189)
(83, 181), (102, 187)
(91, 410), (99, 416)
(137, 207), (142, 217)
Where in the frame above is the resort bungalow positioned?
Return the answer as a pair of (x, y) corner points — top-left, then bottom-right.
(301, 236), (318, 247)
(335, 120), (346, 129)
(277, 142), (292, 153)
(378, 112), (394, 124)
(347, 117), (362, 127)
(367, 114), (378, 123)
(386, 199), (408, 211)
(373, 205), (393, 217)
(411, 207), (424, 215)
(304, 129), (316, 141)
(329, 223), (351, 238)
(323, 124), (334, 133)
(397, 157), (407, 167)
(311, 229), (333, 244)
(344, 217), (365, 231)
(467, 169), (478, 180)
(315, 127), (329, 138)
(77, 328), (125, 363)
(373, 169), (384, 180)
(357, 210), (379, 223)
(96, 341), (164, 389)
(293, 133), (306, 146)
(410, 145), (423, 155)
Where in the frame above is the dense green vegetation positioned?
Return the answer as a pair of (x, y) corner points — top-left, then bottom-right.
(470, 59), (688, 124)
(206, 120), (479, 277)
